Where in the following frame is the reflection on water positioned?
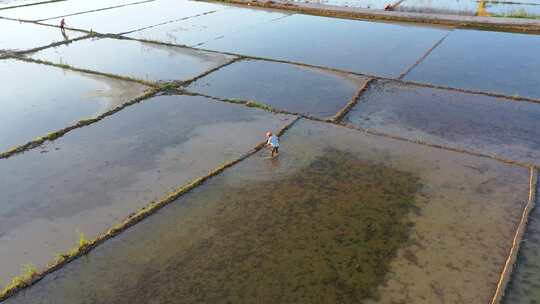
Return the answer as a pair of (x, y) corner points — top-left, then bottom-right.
(503, 183), (540, 303)
(0, 0), (153, 21)
(0, 19), (83, 52)
(4, 146), (422, 304)
(404, 29), (540, 99)
(126, 7), (291, 47)
(201, 14), (450, 77)
(5, 119), (530, 304)
(397, 0), (540, 16)
(284, 0), (393, 9)
(345, 80), (540, 166)
(0, 58), (147, 152)
(31, 37), (235, 81)
(39, 0), (226, 34)
(0, 95), (293, 289)
(188, 59), (368, 118)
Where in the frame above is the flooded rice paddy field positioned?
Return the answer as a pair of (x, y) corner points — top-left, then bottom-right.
(1, 0), (540, 302)
(199, 14), (451, 78)
(282, 0), (396, 9)
(0, 0), (150, 21)
(39, 0), (226, 34)
(0, 58), (147, 151)
(395, 0), (540, 17)
(187, 59), (369, 118)
(30, 37), (236, 82)
(404, 29), (540, 99)
(276, 0), (540, 17)
(4, 120), (531, 304)
(503, 182), (540, 304)
(0, 18), (83, 52)
(0, 94), (293, 287)
(0, 0), (51, 10)
(125, 6), (292, 47)
(345, 80), (540, 166)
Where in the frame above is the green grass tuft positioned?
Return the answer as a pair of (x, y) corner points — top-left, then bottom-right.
(494, 8), (540, 19)
(245, 100), (276, 112)
(1, 264), (38, 296)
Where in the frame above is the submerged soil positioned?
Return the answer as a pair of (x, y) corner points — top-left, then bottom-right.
(121, 149), (422, 303)
(4, 148), (422, 304)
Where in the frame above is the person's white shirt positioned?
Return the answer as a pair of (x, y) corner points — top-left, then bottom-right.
(267, 135), (279, 147)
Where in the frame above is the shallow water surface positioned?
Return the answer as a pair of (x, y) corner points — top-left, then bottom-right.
(0, 58), (147, 152)
(345, 80), (540, 166)
(41, 0), (227, 34)
(126, 6), (291, 47)
(188, 59), (368, 118)
(0, 0), (51, 9)
(0, 0), (149, 21)
(5, 120), (530, 304)
(502, 181), (540, 304)
(284, 0), (395, 9)
(0, 19), (83, 52)
(0, 95), (294, 288)
(404, 29), (540, 99)
(397, 0), (540, 16)
(31, 37), (235, 81)
(200, 14), (450, 77)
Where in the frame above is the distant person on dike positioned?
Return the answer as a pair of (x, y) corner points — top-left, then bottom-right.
(60, 18), (66, 30)
(266, 131), (279, 158)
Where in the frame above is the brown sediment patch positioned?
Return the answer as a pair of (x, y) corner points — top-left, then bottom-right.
(331, 77), (374, 123)
(490, 167), (538, 304)
(13, 56), (159, 87)
(116, 148), (422, 303)
(0, 116), (300, 302)
(202, 0), (540, 33)
(0, 89), (158, 160)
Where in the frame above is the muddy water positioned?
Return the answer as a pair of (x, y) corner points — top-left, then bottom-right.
(405, 29), (540, 99)
(200, 14), (450, 78)
(5, 119), (530, 304)
(31, 37), (235, 81)
(345, 80), (540, 166)
(0, 19), (83, 52)
(0, 95), (294, 288)
(503, 181), (540, 304)
(0, 0), (150, 21)
(126, 6), (291, 47)
(0, 58), (147, 152)
(41, 0), (227, 34)
(188, 59), (368, 118)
